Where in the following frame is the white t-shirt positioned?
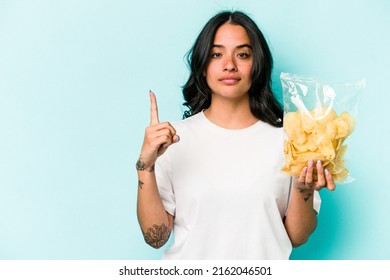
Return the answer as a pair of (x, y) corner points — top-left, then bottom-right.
(155, 111), (320, 260)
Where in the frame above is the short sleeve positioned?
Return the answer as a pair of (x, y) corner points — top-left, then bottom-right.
(155, 151), (176, 216)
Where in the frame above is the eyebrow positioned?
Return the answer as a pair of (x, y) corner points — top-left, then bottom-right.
(212, 44), (252, 49)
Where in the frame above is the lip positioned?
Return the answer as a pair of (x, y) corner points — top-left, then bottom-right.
(219, 77), (241, 85)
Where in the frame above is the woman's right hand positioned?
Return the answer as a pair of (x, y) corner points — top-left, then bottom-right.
(137, 91), (180, 171)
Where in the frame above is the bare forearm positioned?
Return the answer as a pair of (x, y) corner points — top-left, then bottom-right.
(137, 167), (173, 248)
(284, 187), (317, 247)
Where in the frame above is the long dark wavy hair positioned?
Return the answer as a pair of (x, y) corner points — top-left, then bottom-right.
(182, 11), (283, 127)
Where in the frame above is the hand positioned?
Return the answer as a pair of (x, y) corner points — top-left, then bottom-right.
(293, 160), (336, 191)
(138, 91), (180, 170)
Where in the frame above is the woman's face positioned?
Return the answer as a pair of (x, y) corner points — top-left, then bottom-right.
(205, 23), (253, 102)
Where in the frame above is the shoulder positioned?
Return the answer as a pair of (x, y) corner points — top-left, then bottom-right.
(258, 121), (285, 136)
(171, 112), (204, 131)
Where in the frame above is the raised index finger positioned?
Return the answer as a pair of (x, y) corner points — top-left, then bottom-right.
(149, 90), (159, 125)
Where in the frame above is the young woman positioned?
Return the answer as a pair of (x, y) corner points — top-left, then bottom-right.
(136, 11), (335, 260)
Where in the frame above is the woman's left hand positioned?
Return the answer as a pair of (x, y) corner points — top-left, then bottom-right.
(293, 160), (336, 191)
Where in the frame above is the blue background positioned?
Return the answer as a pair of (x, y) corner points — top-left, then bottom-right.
(0, 0), (389, 260)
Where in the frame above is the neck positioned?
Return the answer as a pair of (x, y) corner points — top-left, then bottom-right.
(203, 96), (258, 129)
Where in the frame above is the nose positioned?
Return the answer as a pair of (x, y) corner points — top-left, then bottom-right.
(223, 55), (237, 72)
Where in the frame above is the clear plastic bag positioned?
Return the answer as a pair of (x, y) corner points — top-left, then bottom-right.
(280, 72), (365, 184)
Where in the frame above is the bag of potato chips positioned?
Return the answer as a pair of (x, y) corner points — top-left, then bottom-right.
(280, 72), (365, 183)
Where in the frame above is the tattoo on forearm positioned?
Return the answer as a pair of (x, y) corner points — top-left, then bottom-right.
(136, 157), (155, 172)
(298, 188), (313, 202)
(303, 193), (312, 202)
(142, 224), (171, 249)
(138, 180), (144, 189)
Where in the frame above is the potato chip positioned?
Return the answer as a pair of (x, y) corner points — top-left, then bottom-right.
(301, 111), (315, 132)
(341, 111), (355, 134)
(282, 105), (356, 182)
(318, 136), (335, 160)
(334, 118), (349, 139)
(284, 112), (306, 145)
(326, 122), (337, 139)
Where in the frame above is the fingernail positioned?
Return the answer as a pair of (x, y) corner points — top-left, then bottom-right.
(317, 160), (322, 166)
(174, 135), (180, 142)
(308, 159), (314, 167)
(325, 168), (330, 176)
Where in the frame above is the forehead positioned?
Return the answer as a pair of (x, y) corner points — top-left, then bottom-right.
(213, 23), (251, 46)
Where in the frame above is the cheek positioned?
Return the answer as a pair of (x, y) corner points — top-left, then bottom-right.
(242, 63), (253, 77)
(205, 65), (218, 83)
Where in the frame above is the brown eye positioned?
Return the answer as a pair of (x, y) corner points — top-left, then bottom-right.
(238, 53), (250, 58)
(211, 53), (222, 58)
